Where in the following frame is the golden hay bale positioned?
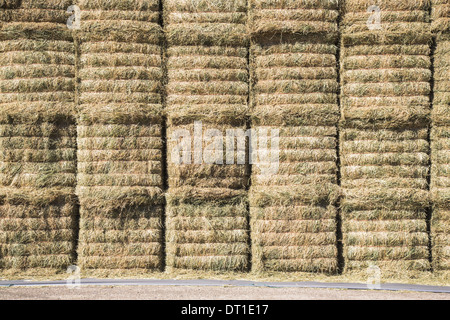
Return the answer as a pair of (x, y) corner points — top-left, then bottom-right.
(249, 0), (339, 39)
(0, 0), (72, 24)
(0, 6), (77, 274)
(340, 127), (431, 272)
(77, 186), (164, 271)
(432, 0), (450, 33)
(164, 0), (250, 272)
(166, 188), (249, 271)
(248, 3), (340, 273)
(0, 105), (76, 189)
(340, 1), (432, 273)
(431, 33), (450, 273)
(163, 0), (248, 46)
(0, 188), (77, 271)
(75, 2), (164, 272)
(342, 0), (431, 39)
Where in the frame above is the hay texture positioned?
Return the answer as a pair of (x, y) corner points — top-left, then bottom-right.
(164, 0), (250, 271)
(249, 0), (340, 273)
(0, 2), (77, 273)
(340, 0), (432, 273)
(432, 0), (450, 33)
(431, 33), (450, 275)
(75, 1), (165, 272)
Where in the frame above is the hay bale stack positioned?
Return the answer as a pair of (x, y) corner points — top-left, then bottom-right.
(75, 1), (165, 272)
(164, 0), (250, 272)
(432, 0), (450, 33)
(431, 0), (450, 274)
(0, 2), (77, 273)
(248, 0), (340, 273)
(340, 0), (432, 273)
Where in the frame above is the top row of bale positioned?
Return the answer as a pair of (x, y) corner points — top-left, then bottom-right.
(1, 1), (448, 36)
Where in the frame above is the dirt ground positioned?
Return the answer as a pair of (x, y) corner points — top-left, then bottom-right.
(1, 285), (449, 300)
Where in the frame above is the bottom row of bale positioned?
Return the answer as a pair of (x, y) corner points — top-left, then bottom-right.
(1, 192), (446, 275)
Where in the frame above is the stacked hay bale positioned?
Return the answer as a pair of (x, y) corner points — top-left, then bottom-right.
(432, 0), (449, 33)
(340, 0), (432, 273)
(431, 0), (450, 276)
(0, 1), (78, 273)
(164, 0), (250, 272)
(248, 0), (340, 273)
(75, 0), (165, 273)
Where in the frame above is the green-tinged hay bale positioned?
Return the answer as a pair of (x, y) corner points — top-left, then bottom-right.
(340, 125), (431, 272)
(432, 0), (450, 33)
(251, 42), (338, 127)
(249, 33), (339, 273)
(345, 260), (431, 273)
(164, 0), (248, 46)
(250, 185), (340, 208)
(78, 256), (162, 270)
(250, 196), (337, 273)
(342, 0), (430, 26)
(340, 39), (432, 129)
(167, 122), (248, 189)
(0, 0), (20, 9)
(75, 0), (162, 42)
(166, 46), (248, 121)
(77, 21), (162, 44)
(342, 206), (430, 273)
(249, 0), (339, 38)
(341, 0), (432, 46)
(77, 186), (164, 270)
(166, 187), (249, 271)
(0, 24), (75, 105)
(0, 187), (77, 271)
(78, 40), (162, 106)
(0, 0), (72, 23)
(431, 34), (450, 272)
(78, 104), (162, 125)
(432, 208), (450, 271)
(0, 105), (76, 189)
(249, 125), (337, 186)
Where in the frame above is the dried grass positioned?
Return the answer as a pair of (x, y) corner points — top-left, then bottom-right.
(432, 0), (450, 33)
(76, 2), (164, 272)
(249, 2), (339, 272)
(340, 127), (431, 273)
(431, 33), (450, 273)
(340, 1), (433, 273)
(164, 0), (250, 272)
(0, 6), (77, 274)
(249, 0), (339, 38)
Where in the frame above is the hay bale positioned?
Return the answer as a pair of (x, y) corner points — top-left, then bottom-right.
(340, 128), (431, 272)
(166, 188), (249, 271)
(248, 0), (340, 273)
(0, 188), (77, 271)
(0, 0), (73, 24)
(432, 0), (450, 33)
(249, 0), (339, 39)
(76, 2), (165, 272)
(340, 0), (432, 273)
(431, 33), (450, 275)
(164, 0), (248, 46)
(165, 0), (250, 272)
(0, 4), (77, 274)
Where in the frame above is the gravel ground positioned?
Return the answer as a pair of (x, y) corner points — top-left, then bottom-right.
(1, 285), (449, 300)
